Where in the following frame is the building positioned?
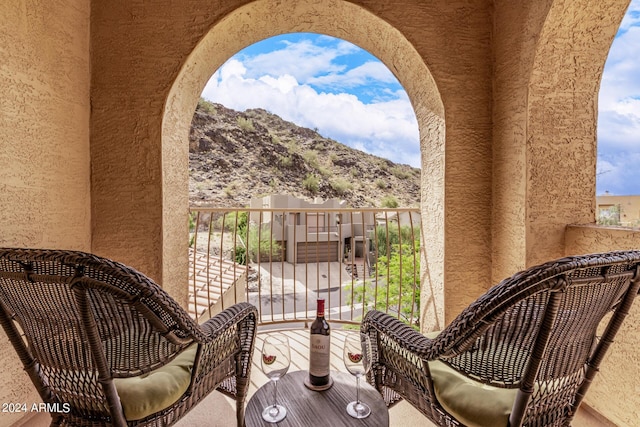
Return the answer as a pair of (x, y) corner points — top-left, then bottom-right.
(2, 1), (640, 424)
(597, 193), (640, 227)
(249, 195), (375, 263)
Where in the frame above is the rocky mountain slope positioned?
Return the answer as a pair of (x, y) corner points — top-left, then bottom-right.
(189, 99), (420, 208)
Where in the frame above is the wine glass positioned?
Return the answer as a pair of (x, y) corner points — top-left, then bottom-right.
(343, 332), (372, 419)
(261, 334), (291, 423)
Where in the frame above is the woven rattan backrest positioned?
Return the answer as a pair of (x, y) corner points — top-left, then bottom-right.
(431, 251), (640, 426)
(0, 248), (200, 421)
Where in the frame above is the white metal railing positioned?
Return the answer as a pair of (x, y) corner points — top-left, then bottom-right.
(188, 207), (421, 329)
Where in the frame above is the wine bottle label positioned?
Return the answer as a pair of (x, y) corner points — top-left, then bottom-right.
(309, 335), (330, 377)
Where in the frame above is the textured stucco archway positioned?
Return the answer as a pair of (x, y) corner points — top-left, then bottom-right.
(525, 0), (633, 423)
(162, 0), (446, 331)
(526, 0), (629, 265)
(491, 0), (631, 279)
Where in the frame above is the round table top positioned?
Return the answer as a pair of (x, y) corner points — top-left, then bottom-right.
(245, 370), (389, 426)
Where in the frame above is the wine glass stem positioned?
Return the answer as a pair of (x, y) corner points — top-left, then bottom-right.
(272, 378), (279, 409)
(356, 374), (361, 405)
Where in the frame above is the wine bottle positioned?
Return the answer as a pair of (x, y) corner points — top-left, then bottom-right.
(308, 298), (331, 388)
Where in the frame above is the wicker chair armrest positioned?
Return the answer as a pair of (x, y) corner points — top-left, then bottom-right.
(190, 303), (258, 399)
(362, 310), (437, 359)
(361, 310), (443, 411)
(198, 302), (258, 342)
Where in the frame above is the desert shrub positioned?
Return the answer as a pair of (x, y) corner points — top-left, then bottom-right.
(248, 228), (281, 262)
(280, 155), (293, 167)
(236, 117), (255, 132)
(381, 195), (399, 208)
(216, 211), (248, 233)
(391, 166), (411, 179)
(597, 205), (621, 226)
(330, 178), (353, 195)
(224, 182), (237, 198)
(318, 166), (332, 177)
(302, 150), (319, 168)
(303, 174), (319, 194)
(188, 212), (197, 247)
(198, 98), (216, 114)
(376, 179), (387, 189)
(234, 246), (247, 265)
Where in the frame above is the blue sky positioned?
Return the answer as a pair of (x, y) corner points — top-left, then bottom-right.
(597, 0), (640, 195)
(202, 2), (640, 194)
(201, 33), (419, 167)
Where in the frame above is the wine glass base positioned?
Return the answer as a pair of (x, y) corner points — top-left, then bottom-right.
(346, 401), (371, 419)
(262, 404), (287, 422)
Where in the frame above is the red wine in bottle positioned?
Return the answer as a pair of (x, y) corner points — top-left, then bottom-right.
(309, 299), (331, 387)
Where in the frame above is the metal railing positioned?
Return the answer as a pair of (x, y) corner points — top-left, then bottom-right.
(188, 207), (421, 329)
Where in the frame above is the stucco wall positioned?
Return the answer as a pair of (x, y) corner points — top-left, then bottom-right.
(492, 0), (554, 283)
(565, 225), (640, 426)
(94, 0), (492, 329)
(525, 0), (628, 268)
(492, 0), (628, 280)
(0, 1), (91, 425)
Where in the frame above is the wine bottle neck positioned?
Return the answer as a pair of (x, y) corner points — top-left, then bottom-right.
(316, 299), (325, 317)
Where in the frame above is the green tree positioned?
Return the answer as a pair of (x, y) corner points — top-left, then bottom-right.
(597, 205), (621, 226)
(188, 211), (197, 247)
(347, 236), (420, 329)
(374, 225), (415, 258)
(246, 227), (282, 263)
(217, 212), (281, 265)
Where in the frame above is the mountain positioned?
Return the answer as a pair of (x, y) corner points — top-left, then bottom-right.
(189, 99), (420, 208)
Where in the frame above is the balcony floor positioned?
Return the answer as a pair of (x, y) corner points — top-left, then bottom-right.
(16, 329), (613, 427)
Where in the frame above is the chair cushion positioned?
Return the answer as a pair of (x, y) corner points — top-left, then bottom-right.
(428, 359), (516, 427)
(113, 344), (198, 421)
(423, 331), (516, 427)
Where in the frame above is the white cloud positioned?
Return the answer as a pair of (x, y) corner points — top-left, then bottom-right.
(307, 61), (398, 89)
(599, 26), (640, 111)
(597, 1), (640, 195)
(218, 59), (247, 80)
(240, 39), (356, 84)
(202, 42), (420, 167)
(598, 100), (640, 151)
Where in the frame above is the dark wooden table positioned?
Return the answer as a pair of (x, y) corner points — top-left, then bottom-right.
(245, 370), (389, 426)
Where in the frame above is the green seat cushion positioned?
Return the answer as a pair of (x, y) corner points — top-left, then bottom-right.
(113, 344), (198, 421)
(429, 359), (516, 427)
(424, 331), (516, 427)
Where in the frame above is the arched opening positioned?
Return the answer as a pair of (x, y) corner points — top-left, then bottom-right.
(596, 0), (640, 226)
(194, 33), (420, 205)
(162, 0), (445, 331)
(524, 1), (634, 422)
(523, 0), (630, 266)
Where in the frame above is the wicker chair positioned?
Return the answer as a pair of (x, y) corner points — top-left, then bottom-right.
(361, 250), (640, 427)
(0, 248), (258, 427)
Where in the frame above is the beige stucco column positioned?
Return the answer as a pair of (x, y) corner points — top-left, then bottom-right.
(0, 1), (91, 423)
(492, 0), (629, 275)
